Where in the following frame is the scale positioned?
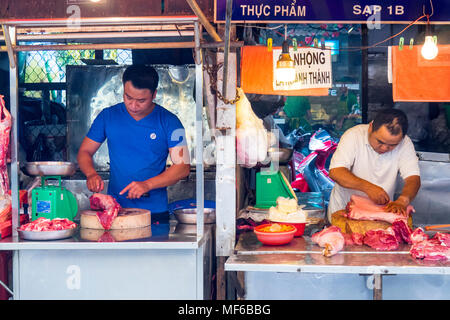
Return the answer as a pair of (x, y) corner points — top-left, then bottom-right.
(25, 162), (78, 222)
(254, 166), (297, 209)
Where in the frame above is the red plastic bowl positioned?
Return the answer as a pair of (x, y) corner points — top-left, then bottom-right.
(254, 223), (297, 245)
(269, 221), (306, 237)
(286, 222), (306, 237)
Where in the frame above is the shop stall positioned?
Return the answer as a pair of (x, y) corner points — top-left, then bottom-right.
(216, 0), (450, 300)
(0, 16), (214, 299)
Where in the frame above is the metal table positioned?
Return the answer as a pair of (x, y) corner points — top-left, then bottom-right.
(0, 223), (214, 300)
(225, 231), (450, 300)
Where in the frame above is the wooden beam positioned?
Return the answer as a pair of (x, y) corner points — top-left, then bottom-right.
(186, 0), (221, 42)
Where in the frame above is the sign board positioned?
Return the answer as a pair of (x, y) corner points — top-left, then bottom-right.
(273, 47), (332, 90)
(215, 0), (449, 24)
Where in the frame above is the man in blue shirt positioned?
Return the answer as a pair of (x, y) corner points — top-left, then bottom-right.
(77, 65), (190, 223)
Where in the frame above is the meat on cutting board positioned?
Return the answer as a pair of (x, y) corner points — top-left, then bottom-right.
(311, 226), (345, 257)
(89, 193), (121, 230)
(346, 194), (413, 224)
(0, 95), (11, 196)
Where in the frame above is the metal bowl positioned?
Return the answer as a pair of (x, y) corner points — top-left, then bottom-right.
(173, 208), (216, 224)
(24, 161), (76, 176)
(17, 227), (77, 241)
(268, 147), (293, 163)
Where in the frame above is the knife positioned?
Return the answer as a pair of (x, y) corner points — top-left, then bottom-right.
(424, 224), (450, 231)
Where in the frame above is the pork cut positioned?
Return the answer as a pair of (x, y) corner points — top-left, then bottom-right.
(345, 194), (413, 224)
(311, 226), (345, 257)
(0, 95), (11, 196)
(363, 227), (399, 251)
(343, 232), (364, 246)
(410, 239), (450, 261)
(434, 232), (450, 247)
(19, 217), (77, 231)
(391, 219), (413, 244)
(89, 193), (121, 230)
(410, 227), (429, 244)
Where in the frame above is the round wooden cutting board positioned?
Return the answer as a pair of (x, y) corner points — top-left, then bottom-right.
(331, 210), (413, 235)
(80, 226), (152, 242)
(80, 208), (151, 230)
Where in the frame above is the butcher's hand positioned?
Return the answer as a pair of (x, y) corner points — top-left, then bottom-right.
(119, 181), (151, 199)
(86, 173), (104, 193)
(384, 197), (408, 216)
(365, 184), (390, 205)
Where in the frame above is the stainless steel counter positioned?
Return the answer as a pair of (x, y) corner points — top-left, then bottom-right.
(0, 223), (215, 299)
(225, 231), (450, 300)
(226, 231), (450, 274)
(0, 222), (207, 251)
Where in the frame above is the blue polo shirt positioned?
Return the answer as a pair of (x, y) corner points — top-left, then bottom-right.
(86, 102), (187, 214)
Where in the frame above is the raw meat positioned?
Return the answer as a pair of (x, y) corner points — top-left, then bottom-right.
(434, 232), (450, 247)
(363, 227), (399, 251)
(311, 226), (345, 257)
(391, 219), (413, 244)
(410, 239), (450, 261)
(0, 95), (11, 196)
(345, 194), (414, 224)
(342, 233), (353, 245)
(410, 227), (429, 244)
(19, 217), (77, 231)
(236, 88), (269, 168)
(343, 232), (364, 246)
(90, 193), (121, 230)
(351, 232), (364, 245)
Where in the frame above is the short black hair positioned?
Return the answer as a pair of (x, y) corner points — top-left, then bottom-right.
(372, 108), (408, 136)
(122, 64), (159, 93)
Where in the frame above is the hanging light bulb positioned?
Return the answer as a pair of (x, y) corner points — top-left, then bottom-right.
(275, 40), (296, 82)
(421, 35), (438, 60)
(421, 14), (438, 60)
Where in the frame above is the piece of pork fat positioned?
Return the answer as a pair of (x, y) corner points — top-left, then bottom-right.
(346, 195), (414, 224)
(311, 226), (345, 257)
(410, 227), (429, 244)
(363, 227), (399, 251)
(410, 239), (450, 261)
(89, 193), (121, 230)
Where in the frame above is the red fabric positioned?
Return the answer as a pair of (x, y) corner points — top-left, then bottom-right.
(392, 45), (450, 102)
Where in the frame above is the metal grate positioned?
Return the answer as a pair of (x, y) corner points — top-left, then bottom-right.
(19, 48), (133, 161)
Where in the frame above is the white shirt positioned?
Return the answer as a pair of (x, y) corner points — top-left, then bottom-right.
(327, 124), (420, 221)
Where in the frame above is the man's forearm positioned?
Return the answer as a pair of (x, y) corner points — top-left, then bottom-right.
(77, 151), (98, 178)
(145, 164), (190, 190)
(329, 167), (372, 194)
(396, 175), (421, 206)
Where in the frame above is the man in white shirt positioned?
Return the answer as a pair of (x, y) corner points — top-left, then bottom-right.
(327, 108), (421, 221)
